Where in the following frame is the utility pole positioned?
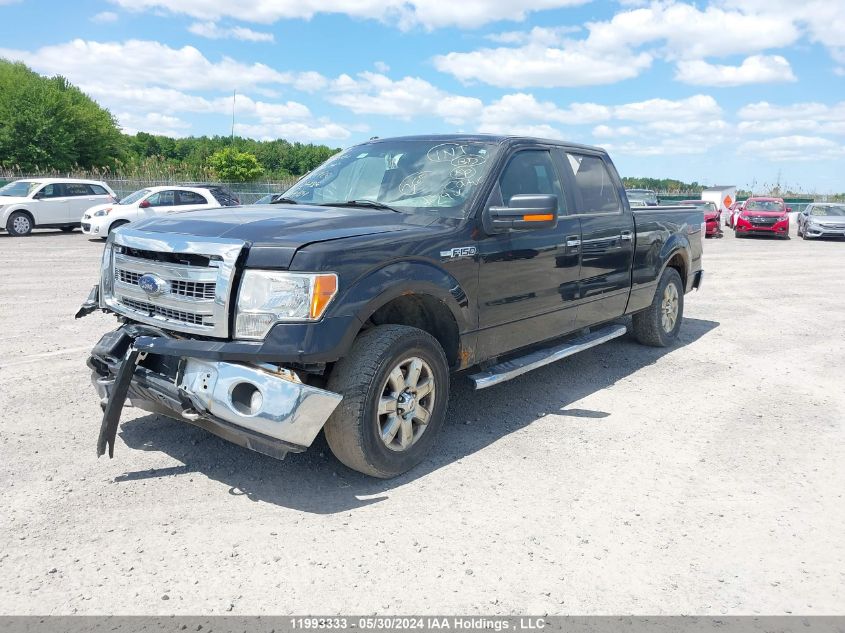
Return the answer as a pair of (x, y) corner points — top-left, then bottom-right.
(231, 89), (236, 144)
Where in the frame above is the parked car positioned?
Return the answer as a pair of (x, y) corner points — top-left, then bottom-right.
(734, 197), (790, 238)
(81, 186), (227, 238)
(726, 202), (743, 228)
(796, 202), (845, 240)
(626, 188), (658, 206)
(0, 178), (116, 236)
(77, 134), (703, 478)
(679, 200), (721, 237)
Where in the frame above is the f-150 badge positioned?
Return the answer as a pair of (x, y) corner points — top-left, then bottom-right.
(440, 246), (477, 259)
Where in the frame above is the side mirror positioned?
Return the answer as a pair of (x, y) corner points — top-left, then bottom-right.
(139, 199), (151, 208)
(32, 191), (44, 200)
(786, 206), (793, 212)
(801, 210), (808, 216)
(485, 194), (558, 233)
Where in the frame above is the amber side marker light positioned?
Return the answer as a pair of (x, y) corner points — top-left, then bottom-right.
(523, 214), (555, 222)
(310, 274), (338, 319)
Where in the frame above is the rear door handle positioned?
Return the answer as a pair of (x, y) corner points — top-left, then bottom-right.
(620, 230), (633, 241)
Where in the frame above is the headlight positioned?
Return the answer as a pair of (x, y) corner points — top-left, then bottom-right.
(93, 208), (112, 217)
(235, 271), (338, 340)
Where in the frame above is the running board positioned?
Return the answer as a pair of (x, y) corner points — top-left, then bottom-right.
(468, 324), (627, 390)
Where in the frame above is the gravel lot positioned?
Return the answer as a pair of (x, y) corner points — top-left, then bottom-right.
(1, 227), (843, 615)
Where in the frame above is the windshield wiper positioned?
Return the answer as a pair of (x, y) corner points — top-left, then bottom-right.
(320, 199), (400, 213)
(270, 197), (299, 204)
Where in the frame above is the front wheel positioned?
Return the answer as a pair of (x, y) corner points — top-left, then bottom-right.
(324, 324), (450, 478)
(632, 267), (684, 347)
(6, 211), (33, 236)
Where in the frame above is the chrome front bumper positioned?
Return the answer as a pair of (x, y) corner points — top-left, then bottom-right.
(91, 352), (342, 460)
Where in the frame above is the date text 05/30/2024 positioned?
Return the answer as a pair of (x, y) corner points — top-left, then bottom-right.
(290, 618), (547, 631)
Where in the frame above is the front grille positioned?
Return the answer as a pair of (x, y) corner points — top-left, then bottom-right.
(119, 297), (208, 326)
(819, 223), (845, 230)
(750, 216), (777, 225)
(115, 269), (215, 299)
(171, 279), (215, 299)
(103, 230), (243, 338)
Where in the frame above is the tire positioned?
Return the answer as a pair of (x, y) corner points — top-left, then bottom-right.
(323, 324), (450, 478)
(632, 267), (684, 348)
(108, 220), (129, 234)
(797, 223), (803, 238)
(6, 211), (33, 236)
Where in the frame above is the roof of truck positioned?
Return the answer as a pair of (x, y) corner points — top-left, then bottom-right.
(360, 133), (608, 154)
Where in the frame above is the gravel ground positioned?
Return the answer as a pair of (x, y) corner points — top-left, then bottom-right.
(0, 227), (843, 615)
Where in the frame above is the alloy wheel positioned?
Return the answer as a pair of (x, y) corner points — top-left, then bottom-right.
(661, 283), (679, 333)
(376, 356), (436, 452)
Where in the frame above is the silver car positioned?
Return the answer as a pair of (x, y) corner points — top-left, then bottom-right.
(796, 202), (845, 240)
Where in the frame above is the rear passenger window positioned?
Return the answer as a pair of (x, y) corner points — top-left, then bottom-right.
(566, 154), (621, 214)
(177, 191), (208, 205)
(64, 183), (94, 196)
(498, 150), (564, 212)
(89, 185), (109, 196)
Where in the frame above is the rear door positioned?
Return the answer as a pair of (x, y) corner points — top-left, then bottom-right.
(476, 147), (581, 359)
(561, 151), (634, 329)
(63, 183), (103, 222)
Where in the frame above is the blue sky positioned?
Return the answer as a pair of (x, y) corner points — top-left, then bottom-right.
(1, 0), (844, 192)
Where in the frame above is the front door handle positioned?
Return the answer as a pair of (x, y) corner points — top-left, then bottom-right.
(620, 230), (633, 241)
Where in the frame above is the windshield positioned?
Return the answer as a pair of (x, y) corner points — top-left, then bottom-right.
(282, 139), (500, 218)
(0, 180), (41, 197)
(745, 200), (784, 212)
(626, 190), (657, 204)
(810, 204), (845, 217)
(119, 189), (151, 205)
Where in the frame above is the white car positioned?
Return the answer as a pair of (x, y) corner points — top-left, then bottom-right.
(81, 185), (226, 237)
(0, 178), (116, 236)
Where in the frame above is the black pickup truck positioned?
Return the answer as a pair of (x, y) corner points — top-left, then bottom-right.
(78, 134), (703, 478)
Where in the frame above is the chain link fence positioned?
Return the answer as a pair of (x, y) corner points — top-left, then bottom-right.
(0, 174), (298, 205)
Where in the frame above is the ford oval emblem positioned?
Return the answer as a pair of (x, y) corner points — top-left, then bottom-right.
(138, 273), (167, 296)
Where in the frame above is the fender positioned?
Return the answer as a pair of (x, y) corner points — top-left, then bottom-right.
(657, 233), (691, 286)
(335, 259), (475, 334)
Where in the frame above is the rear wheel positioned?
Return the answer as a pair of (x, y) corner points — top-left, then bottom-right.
(324, 324), (450, 478)
(632, 267), (684, 348)
(6, 211), (33, 236)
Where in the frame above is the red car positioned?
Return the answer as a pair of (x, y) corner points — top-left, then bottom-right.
(734, 197), (790, 239)
(680, 200), (722, 237)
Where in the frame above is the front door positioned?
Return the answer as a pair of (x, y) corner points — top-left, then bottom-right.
(560, 151), (634, 329)
(32, 183), (69, 224)
(476, 148), (581, 360)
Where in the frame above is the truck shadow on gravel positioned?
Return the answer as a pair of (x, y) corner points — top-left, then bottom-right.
(116, 316), (718, 514)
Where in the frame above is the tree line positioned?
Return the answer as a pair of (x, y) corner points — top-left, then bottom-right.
(0, 59), (339, 181)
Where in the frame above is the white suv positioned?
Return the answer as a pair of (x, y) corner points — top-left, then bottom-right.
(0, 178), (116, 236)
(81, 185), (231, 238)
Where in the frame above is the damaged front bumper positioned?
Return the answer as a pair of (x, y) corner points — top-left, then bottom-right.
(88, 325), (342, 461)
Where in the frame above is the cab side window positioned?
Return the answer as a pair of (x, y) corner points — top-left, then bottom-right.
(498, 150), (565, 212)
(566, 153), (621, 214)
(64, 183), (94, 196)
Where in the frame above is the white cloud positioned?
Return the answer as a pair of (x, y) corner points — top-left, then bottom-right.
(327, 72), (483, 124)
(188, 21), (275, 42)
(675, 55), (796, 87)
(108, 0), (588, 30)
(434, 2), (802, 88)
(91, 11), (119, 23)
(373, 61), (390, 73)
(737, 101), (845, 136)
(477, 93), (610, 136)
(117, 112), (192, 137)
(738, 135), (845, 161)
(434, 39), (653, 88)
